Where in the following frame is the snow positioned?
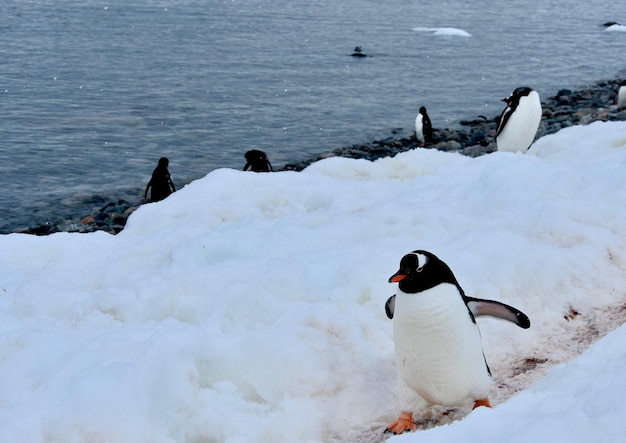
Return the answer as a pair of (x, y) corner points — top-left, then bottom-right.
(1, 120), (626, 442)
(412, 27), (472, 37)
(604, 23), (626, 32)
(390, 324), (626, 443)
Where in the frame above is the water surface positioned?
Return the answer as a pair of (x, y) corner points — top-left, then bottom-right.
(0, 0), (624, 231)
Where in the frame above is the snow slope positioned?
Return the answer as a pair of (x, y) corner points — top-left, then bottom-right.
(1, 121), (626, 442)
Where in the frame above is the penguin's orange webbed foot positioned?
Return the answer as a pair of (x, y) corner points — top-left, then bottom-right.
(385, 411), (416, 434)
(473, 397), (492, 409)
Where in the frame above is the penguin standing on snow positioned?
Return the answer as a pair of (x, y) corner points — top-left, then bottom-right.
(495, 86), (542, 153)
(415, 106), (433, 146)
(385, 250), (530, 434)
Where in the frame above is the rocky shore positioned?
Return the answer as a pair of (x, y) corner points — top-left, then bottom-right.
(17, 77), (626, 236)
(282, 77), (626, 169)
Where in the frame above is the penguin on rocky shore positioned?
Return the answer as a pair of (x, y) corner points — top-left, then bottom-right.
(617, 85), (626, 109)
(495, 86), (542, 153)
(415, 106), (433, 146)
(144, 157), (176, 202)
(385, 250), (530, 434)
(243, 150), (273, 172)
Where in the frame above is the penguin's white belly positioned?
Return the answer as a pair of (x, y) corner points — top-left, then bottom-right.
(497, 91), (542, 152)
(415, 115), (424, 142)
(393, 284), (492, 406)
(618, 86), (626, 110)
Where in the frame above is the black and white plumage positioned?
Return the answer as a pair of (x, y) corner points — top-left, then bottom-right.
(385, 250), (530, 434)
(243, 150), (273, 172)
(414, 106), (433, 146)
(144, 157), (176, 202)
(618, 86), (626, 110)
(495, 87), (542, 153)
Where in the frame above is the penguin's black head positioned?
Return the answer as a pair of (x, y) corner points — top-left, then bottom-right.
(157, 157), (169, 168)
(388, 250), (461, 294)
(503, 86), (534, 107)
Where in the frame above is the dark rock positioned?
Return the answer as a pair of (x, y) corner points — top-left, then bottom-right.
(22, 224), (58, 236)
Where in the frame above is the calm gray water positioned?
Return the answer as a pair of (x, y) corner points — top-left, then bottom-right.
(0, 0), (624, 232)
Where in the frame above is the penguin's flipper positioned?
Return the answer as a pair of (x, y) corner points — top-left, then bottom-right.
(465, 296), (531, 329)
(385, 295), (396, 319)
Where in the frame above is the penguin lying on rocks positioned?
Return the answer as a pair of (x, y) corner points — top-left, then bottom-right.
(385, 250), (530, 434)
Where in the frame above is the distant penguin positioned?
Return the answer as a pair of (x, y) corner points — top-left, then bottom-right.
(243, 150), (273, 172)
(618, 86), (626, 110)
(495, 86), (542, 153)
(385, 250), (530, 434)
(144, 157), (176, 202)
(415, 106), (433, 146)
(351, 46), (367, 57)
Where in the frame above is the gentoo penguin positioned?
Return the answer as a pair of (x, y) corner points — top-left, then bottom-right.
(144, 157), (176, 202)
(415, 106), (433, 146)
(495, 86), (542, 153)
(243, 149), (273, 172)
(618, 86), (626, 110)
(385, 250), (530, 434)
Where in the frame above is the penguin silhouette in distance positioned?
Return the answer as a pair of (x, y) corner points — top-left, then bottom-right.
(144, 157), (176, 202)
(351, 46), (367, 57)
(243, 150), (273, 172)
(415, 106), (433, 146)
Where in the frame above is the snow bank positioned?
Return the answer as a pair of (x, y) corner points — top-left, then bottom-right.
(1, 121), (626, 442)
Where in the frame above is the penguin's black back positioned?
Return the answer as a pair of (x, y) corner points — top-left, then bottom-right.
(419, 107), (433, 141)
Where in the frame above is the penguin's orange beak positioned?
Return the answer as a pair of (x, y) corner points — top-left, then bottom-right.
(389, 273), (407, 283)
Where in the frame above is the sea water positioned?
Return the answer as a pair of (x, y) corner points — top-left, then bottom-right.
(0, 0), (624, 232)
